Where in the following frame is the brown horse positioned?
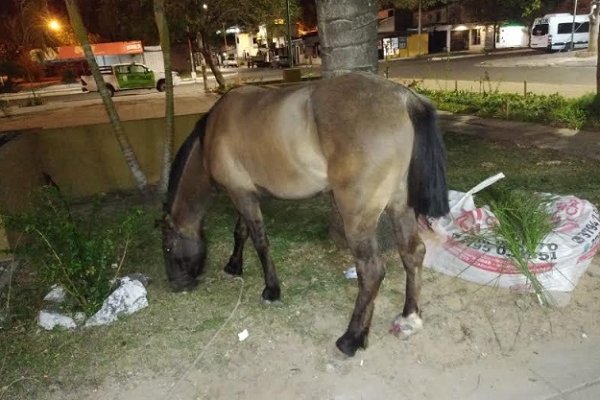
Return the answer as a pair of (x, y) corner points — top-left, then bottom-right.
(162, 72), (449, 357)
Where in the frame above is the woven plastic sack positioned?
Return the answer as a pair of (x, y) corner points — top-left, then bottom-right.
(420, 173), (600, 293)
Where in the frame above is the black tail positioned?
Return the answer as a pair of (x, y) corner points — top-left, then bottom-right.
(407, 94), (449, 218)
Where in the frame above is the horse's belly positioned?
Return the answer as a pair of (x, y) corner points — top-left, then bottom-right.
(258, 152), (329, 199)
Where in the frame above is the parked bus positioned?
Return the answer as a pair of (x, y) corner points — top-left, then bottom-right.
(530, 13), (590, 51)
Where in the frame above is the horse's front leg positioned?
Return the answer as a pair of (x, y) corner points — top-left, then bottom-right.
(229, 192), (281, 302)
(224, 216), (249, 276)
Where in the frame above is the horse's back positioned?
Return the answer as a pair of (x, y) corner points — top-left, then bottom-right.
(205, 73), (419, 201)
(205, 83), (329, 199)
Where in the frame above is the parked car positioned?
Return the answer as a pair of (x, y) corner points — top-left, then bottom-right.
(271, 56), (290, 69)
(247, 54), (271, 68)
(80, 62), (181, 96)
(223, 55), (238, 68)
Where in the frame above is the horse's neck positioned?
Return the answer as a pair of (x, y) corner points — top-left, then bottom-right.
(169, 144), (212, 239)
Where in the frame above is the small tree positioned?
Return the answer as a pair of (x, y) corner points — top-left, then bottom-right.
(64, 0), (148, 192)
(169, 0), (300, 91)
(154, 0), (175, 194)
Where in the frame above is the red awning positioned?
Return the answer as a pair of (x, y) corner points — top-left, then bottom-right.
(57, 41), (143, 59)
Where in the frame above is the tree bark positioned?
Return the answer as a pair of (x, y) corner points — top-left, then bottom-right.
(199, 34), (227, 91)
(154, 0), (175, 195)
(315, 0), (379, 78)
(315, 1), (395, 250)
(590, 1), (600, 95)
(590, 2), (599, 54)
(64, 0), (148, 192)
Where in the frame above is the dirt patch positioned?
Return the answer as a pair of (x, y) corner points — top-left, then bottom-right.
(39, 252), (600, 400)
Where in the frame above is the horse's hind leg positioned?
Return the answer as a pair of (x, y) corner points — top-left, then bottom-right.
(333, 194), (387, 356)
(387, 198), (425, 336)
(228, 192), (281, 301)
(224, 216), (249, 276)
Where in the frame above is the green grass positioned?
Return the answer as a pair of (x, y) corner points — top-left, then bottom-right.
(2, 133), (600, 398)
(418, 89), (600, 131)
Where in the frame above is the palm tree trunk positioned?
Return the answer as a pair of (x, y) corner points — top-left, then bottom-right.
(315, 0), (379, 78)
(590, 2), (599, 53)
(154, 0), (175, 195)
(315, 0), (380, 248)
(590, 1), (600, 95)
(64, 0), (148, 192)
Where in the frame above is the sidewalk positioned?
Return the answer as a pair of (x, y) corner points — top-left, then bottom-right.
(439, 111), (600, 162)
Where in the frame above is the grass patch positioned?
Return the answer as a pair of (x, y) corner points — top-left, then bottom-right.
(2, 133), (600, 398)
(463, 186), (555, 304)
(417, 88), (600, 131)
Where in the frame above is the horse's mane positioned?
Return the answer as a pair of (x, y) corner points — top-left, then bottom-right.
(164, 113), (210, 212)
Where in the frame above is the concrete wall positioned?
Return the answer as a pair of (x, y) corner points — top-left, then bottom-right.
(0, 114), (201, 209)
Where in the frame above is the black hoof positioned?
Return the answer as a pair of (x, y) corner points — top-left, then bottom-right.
(261, 286), (281, 302)
(223, 260), (242, 276)
(335, 331), (368, 357)
(170, 278), (199, 292)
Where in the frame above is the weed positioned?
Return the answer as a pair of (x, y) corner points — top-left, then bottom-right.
(471, 186), (555, 304)
(2, 187), (145, 316)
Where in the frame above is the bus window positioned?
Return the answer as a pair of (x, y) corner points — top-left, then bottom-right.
(557, 23), (573, 34)
(532, 24), (549, 35)
(577, 22), (589, 33)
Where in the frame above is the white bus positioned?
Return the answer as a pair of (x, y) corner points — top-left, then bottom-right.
(530, 13), (590, 51)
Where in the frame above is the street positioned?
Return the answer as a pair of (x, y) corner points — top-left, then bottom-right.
(2, 49), (597, 108)
(385, 49), (596, 85)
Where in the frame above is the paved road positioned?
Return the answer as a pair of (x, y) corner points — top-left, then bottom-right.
(2, 50), (596, 107)
(385, 49), (596, 85)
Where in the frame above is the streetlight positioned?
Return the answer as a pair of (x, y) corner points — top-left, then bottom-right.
(47, 19), (61, 32)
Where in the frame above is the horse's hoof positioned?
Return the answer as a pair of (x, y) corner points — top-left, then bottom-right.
(223, 262), (242, 276)
(390, 312), (423, 337)
(261, 286), (281, 302)
(335, 331), (367, 357)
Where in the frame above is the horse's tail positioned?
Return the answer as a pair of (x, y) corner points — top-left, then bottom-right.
(406, 94), (449, 218)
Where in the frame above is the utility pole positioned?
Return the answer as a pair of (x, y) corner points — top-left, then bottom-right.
(286, 0), (294, 67)
(570, 0), (578, 51)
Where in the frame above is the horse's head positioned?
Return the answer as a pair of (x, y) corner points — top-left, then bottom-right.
(162, 213), (207, 292)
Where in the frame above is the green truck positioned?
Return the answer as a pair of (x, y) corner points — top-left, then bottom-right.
(80, 62), (181, 96)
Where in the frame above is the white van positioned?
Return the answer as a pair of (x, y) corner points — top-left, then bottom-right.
(530, 13), (590, 51)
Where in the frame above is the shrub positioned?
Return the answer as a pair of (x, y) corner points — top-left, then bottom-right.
(3, 187), (144, 316)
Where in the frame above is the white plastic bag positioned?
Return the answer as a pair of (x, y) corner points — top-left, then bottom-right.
(420, 174), (600, 293)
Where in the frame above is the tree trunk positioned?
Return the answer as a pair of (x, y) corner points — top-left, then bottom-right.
(597, 30), (600, 95)
(315, 0), (379, 78)
(64, 0), (148, 192)
(592, 1), (600, 95)
(154, 0), (175, 195)
(315, 1), (397, 250)
(199, 34), (226, 91)
(590, 2), (599, 54)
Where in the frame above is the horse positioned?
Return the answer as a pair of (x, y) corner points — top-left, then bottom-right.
(162, 72), (449, 357)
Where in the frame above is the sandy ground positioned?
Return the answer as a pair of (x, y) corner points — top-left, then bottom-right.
(43, 256), (600, 400)
(6, 77), (600, 400)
